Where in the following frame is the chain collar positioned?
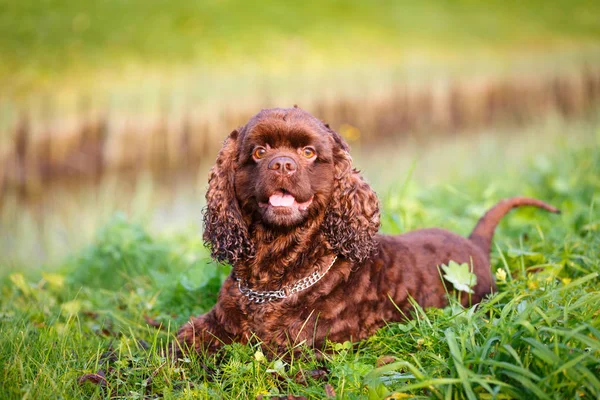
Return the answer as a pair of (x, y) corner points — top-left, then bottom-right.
(236, 256), (338, 304)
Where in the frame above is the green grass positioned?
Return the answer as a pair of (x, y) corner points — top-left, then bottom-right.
(2, 0), (600, 97)
(1, 124), (599, 398)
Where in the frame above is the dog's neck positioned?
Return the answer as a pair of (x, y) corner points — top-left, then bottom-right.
(234, 215), (334, 289)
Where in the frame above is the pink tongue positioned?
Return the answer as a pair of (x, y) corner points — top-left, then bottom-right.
(269, 193), (295, 207)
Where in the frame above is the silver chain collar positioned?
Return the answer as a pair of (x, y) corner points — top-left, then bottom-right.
(236, 256), (338, 304)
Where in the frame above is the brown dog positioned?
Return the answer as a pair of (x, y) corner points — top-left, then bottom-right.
(176, 107), (559, 356)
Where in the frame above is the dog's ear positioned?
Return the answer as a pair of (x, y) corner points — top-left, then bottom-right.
(203, 129), (254, 265)
(321, 126), (380, 263)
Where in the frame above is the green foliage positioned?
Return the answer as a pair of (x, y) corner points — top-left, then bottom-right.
(67, 213), (171, 290)
(1, 131), (599, 398)
(1, 0), (600, 94)
(441, 261), (477, 294)
(65, 212), (228, 318)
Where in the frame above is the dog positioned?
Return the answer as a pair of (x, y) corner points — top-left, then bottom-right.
(175, 106), (559, 356)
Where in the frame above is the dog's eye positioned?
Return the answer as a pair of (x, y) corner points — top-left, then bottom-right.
(302, 147), (316, 158)
(253, 147), (267, 160)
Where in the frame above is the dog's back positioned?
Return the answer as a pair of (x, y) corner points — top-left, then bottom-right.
(380, 197), (560, 309)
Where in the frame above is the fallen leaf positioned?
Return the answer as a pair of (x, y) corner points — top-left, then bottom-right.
(324, 384), (336, 398)
(99, 347), (117, 364)
(83, 311), (99, 319)
(294, 368), (328, 385)
(144, 315), (165, 330)
(78, 370), (107, 387)
(376, 355), (396, 367)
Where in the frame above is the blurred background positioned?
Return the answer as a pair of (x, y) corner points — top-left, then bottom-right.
(1, 0), (599, 273)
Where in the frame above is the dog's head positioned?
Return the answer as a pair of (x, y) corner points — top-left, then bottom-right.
(203, 107), (380, 265)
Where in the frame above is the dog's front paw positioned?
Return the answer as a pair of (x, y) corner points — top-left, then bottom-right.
(174, 313), (228, 356)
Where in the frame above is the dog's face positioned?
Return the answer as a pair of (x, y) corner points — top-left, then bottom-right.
(203, 107), (380, 265)
(234, 109), (337, 227)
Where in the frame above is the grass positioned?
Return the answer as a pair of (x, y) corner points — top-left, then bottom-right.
(2, 0), (600, 98)
(1, 120), (599, 398)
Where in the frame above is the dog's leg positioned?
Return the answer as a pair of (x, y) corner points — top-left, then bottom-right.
(174, 309), (236, 357)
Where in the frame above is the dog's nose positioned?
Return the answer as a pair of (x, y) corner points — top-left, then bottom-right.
(268, 156), (297, 175)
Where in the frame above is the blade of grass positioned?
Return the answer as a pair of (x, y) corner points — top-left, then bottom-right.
(445, 328), (476, 400)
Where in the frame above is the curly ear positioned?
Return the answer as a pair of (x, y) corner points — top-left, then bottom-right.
(203, 129), (254, 265)
(321, 130), (380, 264)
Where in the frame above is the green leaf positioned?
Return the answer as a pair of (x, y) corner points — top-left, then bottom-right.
(41, 272), (65, 289)
(266, 359), (286, 375)
(61, 300), (82, 315)
(441, 260), (477, 294)
(445, 328), (477, 400)
(506, 248), (546, 264)
(9, 274), (31, 296)
(179, 263), (213, 291)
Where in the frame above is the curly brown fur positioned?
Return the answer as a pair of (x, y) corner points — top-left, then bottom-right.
(203, 130), (255, 264)
(177, 107), (559, 357)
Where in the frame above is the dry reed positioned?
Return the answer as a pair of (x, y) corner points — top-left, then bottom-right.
(1, 66), (599, 196)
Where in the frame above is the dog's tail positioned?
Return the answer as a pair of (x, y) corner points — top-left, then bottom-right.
(468, 197), (560, 255)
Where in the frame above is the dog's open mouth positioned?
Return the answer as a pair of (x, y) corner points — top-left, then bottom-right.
(259, 190), (313, 212)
